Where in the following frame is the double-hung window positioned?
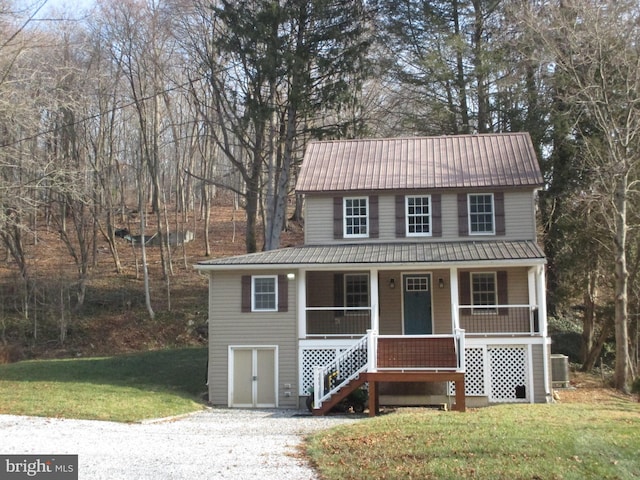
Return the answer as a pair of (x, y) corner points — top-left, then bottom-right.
(406, 195), (431, 236)
(468, 194), (495, 235)
(252, 275), (278, 312)
(344, 197), (368, 237)
(344, 274), (369, 310)
(471, 272), (497, 314)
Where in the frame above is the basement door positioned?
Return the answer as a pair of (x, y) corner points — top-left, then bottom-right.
(403, 274), (433, 335)
(229, 347), (277, 408)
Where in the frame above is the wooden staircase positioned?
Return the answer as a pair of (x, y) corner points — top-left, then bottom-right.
(311, 375), (368, 416)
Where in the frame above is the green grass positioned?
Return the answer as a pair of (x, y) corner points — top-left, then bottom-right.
(306, 400), (640, 480)
(0, 347), (208, 422)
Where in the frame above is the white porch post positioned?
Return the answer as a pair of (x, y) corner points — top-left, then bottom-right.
(297, 269), (306, 339)
(370, 268), (379, 333)
(527, 267), (536, 307)
(536, 266), (548, 337)
(528, 267), (537, 334)
(536, 264), (552, 399)
(449, 266), (459, 331)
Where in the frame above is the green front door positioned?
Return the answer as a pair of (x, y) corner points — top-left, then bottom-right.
(403, 274), (433, 334)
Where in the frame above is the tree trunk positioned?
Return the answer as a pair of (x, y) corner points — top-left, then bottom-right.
(452, 0), (470, 134)
(613, 174), (630, 392)
(581, 318), (612, 372)
(580, 272), (597, 368)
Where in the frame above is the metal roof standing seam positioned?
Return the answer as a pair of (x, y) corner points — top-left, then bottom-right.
(296, 133), (543, 192)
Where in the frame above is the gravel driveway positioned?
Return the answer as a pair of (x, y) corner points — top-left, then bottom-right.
(0, 408), (360, 479)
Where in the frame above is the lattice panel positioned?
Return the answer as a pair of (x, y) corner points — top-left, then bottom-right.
(301, 348), (344, 395)
(489, 346), (528, 402)
(450, 347), (485, 396)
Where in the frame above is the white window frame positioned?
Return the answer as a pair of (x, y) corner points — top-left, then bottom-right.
(471, 272), (497, 315)
(468, 193), (495, 235)
(251, 275), (278, 312)
(343, 197), (369, 238)
(405, 195), (432, 237)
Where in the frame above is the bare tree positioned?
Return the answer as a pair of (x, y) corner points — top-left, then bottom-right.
(526, 0), (640, 391)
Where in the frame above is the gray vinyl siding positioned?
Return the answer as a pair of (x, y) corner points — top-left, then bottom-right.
(207, 270), (298, 408)
(378, 271), (402, 335)
(304, 191), (537, 245)
(430, 270), (453, 334)
(531, 343), (549, 403)
(303, 196), (330, 244)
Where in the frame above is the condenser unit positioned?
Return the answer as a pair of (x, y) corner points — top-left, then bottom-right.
(551, 354), (570, 388)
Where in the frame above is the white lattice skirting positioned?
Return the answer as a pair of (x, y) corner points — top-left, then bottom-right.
(302, 344), (531, 402)
(451, 345), (530, 402)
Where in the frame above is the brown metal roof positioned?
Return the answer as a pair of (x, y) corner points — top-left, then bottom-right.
(295, 133), (543, 193)
(195, 241), (545, 269)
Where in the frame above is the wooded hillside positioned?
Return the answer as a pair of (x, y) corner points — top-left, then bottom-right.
(0, 0), (638, 390)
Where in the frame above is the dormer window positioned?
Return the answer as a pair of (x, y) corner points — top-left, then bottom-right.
(344, 197), (369, 237)
(406, 195), (431, 236)
(468, 194), (495, 235)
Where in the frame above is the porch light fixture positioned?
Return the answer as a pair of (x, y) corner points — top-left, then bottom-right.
(389, 278), (396, 289)
(287, 273), (295, 280)
(438, 277), (445, 289)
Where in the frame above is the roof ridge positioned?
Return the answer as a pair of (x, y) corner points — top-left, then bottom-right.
(307, 132), (529, 145)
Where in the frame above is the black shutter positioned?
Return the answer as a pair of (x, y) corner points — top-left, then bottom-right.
(333, 197), (343, 239)
(458, 193), (468, 236)
(241, 275), (251, 312)
(395, 195), (405, 237)
(497, 271), (508, 315)
(278, 274), (288, 312)
(334, 274), (344, 307)
(495, 192), (505, 236)
(459, 271), (471, 316)
(432, 194), (442, 237)
(369, 196), (379, 238)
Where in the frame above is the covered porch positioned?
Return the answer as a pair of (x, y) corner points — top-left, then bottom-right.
(297, 258), (547, 414)
(298, 266), (547, 339)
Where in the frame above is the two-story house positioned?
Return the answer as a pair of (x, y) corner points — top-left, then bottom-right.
(195, 133), (551, 414)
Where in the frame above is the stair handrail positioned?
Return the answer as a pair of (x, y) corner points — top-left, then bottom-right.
(313, 332), (371, 410)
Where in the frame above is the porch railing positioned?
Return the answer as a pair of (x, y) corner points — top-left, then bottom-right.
(374, 329), (466, 372)
(458, 305), (540, 335)
(306, 307), (371, 337)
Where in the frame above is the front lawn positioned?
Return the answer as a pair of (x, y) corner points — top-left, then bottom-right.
(306, 396), (640, 480)
(0, 347), (208, 422)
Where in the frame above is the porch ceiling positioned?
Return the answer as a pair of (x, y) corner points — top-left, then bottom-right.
(195, 240), (545, 270)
